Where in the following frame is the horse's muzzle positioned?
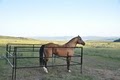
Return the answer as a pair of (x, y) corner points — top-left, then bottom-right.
(82, 42), (85, 46)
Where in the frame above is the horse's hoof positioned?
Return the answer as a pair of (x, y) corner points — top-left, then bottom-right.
(43, 67), (48, 73)
(68, 70), (71, 73)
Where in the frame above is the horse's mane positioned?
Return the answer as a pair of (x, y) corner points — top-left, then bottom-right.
(64, 37), (77, 47)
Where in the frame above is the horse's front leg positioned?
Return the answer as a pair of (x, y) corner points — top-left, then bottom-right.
(66, 56), (71, 72)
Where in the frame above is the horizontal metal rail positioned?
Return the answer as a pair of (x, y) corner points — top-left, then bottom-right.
(14, 46), (83, 48)
(8, 55), (81, 58)
(16, 63), (81, 69)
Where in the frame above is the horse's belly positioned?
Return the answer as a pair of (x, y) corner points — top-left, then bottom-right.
(56, 49), (74, 57)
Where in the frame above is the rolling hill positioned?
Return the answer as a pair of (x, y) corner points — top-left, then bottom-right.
(31, 36), (119, 41)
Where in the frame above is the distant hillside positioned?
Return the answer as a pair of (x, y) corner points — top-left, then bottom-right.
(0, 35), (42, 45)
(114, 38), (120, 42)
(32, 36), (73, 41)
(83, 36), (119, 41)
(31, 36), (119, 41)
(0, 35), (30, 40)
(0, 35), (65, 45)
(1, 35), (119, 42)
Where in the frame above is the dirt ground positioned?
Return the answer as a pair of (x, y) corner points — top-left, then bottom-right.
(84, 67), (120, 80)
(10, 66), (120, 80)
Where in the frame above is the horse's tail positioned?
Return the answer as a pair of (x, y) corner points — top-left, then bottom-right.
(39, 45), (45, 65)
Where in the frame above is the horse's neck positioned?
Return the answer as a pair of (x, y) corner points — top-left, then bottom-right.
(64, 38), (77, 47)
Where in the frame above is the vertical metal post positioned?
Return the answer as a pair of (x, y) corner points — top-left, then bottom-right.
(12, 47), (17, 80)
(5, 44), (9, 64)
(33, 44), (34, 52)
(6, 44), (9, 58)
(52, 47), (54, 67)
(80, 47), (83, 74)
(12, 47), (15, 80)
(9, 45), (11, 54)
(32, 44), (34, 57)
(53, 55), (56, 64)
(12, 54), (14, 80)
(39, 46), (40, 66)
(14, 47), (17, 80)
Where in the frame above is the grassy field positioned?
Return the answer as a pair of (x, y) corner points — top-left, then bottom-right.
(0, 36), (120, 80)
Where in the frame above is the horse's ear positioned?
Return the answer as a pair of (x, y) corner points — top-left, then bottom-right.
(78, 35), (81, 39)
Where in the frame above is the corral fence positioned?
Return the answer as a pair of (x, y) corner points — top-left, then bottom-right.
(5, 43), (84, 80)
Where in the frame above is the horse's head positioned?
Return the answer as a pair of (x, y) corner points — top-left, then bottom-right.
(76, 35), (85, 46)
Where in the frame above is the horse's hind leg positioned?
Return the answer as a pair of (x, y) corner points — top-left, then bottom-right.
(43, 49), (52, 73)
(43, 58), (49, 73)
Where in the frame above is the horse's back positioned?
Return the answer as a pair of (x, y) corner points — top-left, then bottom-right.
(45, 43), (60, 47)
(44, 43), (74, 57)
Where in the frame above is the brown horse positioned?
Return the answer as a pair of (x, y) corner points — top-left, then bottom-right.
(39, 35), (85, 73)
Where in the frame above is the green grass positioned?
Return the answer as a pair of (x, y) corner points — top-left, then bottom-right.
(0, 36), (120, 80)
(84, 47), (120, 60)
(0, 59), (12, 80)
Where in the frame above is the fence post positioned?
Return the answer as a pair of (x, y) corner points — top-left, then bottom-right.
(32, 44), (35, 57)
(12, 47), (17, 80)
(80, 47), (83, 74)
(6, 44), (9, 58)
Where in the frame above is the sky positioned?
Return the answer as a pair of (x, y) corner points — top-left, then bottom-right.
(0, 0), (120, 37)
